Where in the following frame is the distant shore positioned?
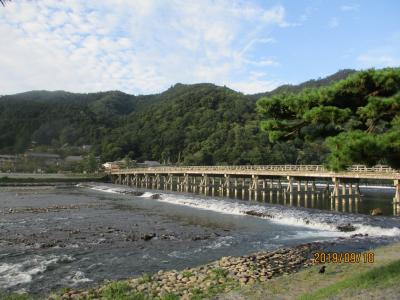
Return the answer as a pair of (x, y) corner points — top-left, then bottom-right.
(0, 172), (108, 186)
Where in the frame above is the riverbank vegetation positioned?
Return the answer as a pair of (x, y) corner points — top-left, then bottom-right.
(224, 242), (400, 300)
(1, 68), (399, 170)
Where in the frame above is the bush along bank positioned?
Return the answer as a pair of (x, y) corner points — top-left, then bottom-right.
(53, 243), (319, 300)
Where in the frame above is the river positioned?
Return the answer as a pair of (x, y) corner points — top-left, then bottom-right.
(0, 183), (399, 296)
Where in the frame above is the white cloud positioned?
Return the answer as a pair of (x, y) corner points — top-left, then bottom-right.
(0, 0), (291, 95)
(262, 5), (290, 27)
(230, 72), (281, 94)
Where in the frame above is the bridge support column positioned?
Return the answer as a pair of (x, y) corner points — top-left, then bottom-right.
(287, 176), (293, 193)
(394, 180), (400, 204)
(183, 174), (189, 192)
(165, 174), (173, 190)
(342, 182), (347, 197)
(348, 183), (353, 196)
(200, 174), (209, 193)
(297, 180), (301, 193)
(234, 178), (238, 198)
(332, 177), (339, 198)
(312, 181), (317, 193)
(224, 175), (231, 197)
(250, 175), (258, 191)
(354, 182), (362, 201)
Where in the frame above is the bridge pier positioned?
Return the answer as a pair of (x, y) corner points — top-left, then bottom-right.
(287, 176), (293, 193)
(332, 177), (339, 199)
(394, 180), (399, 203)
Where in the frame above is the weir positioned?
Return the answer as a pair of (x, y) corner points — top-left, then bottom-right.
(111, 165), (400, 215)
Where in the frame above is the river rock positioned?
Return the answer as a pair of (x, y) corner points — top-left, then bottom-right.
(370, 208), (383, 216)
(336, 223), (356, 232)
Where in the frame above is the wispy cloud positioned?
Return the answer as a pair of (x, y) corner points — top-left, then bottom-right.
(0, 0), (291, 94)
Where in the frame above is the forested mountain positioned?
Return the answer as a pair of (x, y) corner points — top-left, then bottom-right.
(1, 68), (399, 169)
(0, 90), (159, 153)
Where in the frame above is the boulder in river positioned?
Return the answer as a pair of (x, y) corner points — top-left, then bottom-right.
(336, 223), (356, 232)
(141, 233), (156, 241)
(370, 208), (383, 216)
(244, 210), (273, 218)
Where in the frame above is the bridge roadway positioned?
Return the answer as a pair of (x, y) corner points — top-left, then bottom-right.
(111, 165), (400, 202)
(111, 165), (400, 180)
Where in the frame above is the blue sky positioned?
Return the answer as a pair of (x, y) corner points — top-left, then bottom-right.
(0, 0), (399, 95)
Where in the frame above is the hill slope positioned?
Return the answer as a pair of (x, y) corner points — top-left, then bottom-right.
(1, 68), (398, 169)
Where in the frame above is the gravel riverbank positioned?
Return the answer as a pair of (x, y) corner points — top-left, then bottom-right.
(54, 242), (320, 299)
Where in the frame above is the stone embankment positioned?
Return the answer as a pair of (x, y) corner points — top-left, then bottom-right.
(57, 243), (319, 299)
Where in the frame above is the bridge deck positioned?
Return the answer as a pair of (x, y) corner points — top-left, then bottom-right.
(111, 165), (400, 180)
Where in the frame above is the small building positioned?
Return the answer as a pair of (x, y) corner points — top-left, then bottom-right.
(102, 161), (124, 171)
(24, 152), (62, 165)
(25, 152), (61, 159)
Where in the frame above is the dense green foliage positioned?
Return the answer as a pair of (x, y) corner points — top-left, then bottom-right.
(1, 68), (398, 169)
(0, 90), (158, 154)
(100, 84), (270, 165)
(257, 68), (400, 170)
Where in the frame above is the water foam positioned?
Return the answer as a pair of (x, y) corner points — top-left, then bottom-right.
(139, 192), (157, 198)
(0, 254), (75, 289)
(83, 184), (400, 238)
(158, 194), (400, 238)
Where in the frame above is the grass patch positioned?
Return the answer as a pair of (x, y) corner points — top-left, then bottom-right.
(211, 268), (229, 279)
(160, 293), (179, 300)
(182, 271), (194, 278)
(139, 273), (152, 284)
(299, 260), (400, 300)
(100, 281), (137, 299)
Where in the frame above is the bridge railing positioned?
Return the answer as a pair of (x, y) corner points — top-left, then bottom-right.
(111, 164), (398, 174)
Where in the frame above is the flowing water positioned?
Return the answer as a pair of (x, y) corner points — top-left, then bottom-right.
(0, 183), (399, 296)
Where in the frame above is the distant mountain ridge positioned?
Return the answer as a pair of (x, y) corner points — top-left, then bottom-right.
(249, 69), (356, 100)
(1, 69), (356, 101)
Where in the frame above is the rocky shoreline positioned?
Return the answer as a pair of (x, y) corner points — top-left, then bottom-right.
(54, 242), (320, 300)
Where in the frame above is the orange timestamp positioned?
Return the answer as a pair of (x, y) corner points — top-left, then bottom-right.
(313, 251), (375, 264)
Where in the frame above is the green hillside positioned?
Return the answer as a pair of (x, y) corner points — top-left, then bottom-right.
(1, 68), (399, 169)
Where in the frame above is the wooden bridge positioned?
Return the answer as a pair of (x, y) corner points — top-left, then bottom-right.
(110, 165), (400, 206)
